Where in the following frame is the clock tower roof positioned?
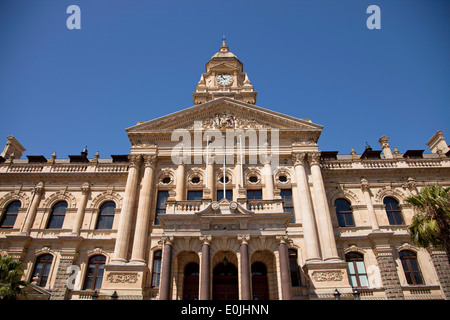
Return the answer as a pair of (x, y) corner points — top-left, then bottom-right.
(193, 39), (257, 105)
(210, 38), (238, 59)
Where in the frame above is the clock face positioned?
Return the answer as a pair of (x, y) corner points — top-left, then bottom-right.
(216, 73), (233, 86)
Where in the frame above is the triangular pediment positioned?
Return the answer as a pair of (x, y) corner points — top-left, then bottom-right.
(127, 97), (322, 133)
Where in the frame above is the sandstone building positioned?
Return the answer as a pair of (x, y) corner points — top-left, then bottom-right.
(1, 40), (450, 300)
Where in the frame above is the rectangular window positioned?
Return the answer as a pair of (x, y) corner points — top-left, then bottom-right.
(217, 190), (233, 201)
(187, 190), (203, 201)
(151, 251), (162, 287)
(247, 189), (262, 200)
(155, 191), (169, 225)
(280, 189), (294, 223)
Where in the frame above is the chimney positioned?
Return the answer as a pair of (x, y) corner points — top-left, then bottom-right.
(426, 130), (449, 154)
(378, 136), (393, 159)
(1, 135), (26, 160)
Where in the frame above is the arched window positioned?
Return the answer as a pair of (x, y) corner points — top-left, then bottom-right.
(384, 197), (404, 225)
(151, 250), (162, 287)
(47, 201), (67, 229)
(32, 254), (53, 287)
(0, 200), (21, 228)
(96, 201), (116, 229)
(399, 250), (423, 285)
(335, 198), (354, 227)
(83, 255), (106, 290)
(345, 252), (368, 287)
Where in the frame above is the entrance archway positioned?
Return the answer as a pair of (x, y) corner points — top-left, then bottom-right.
(251, 262), (269, 300)
(213, 258), (238, 300)
(183, 262), (199, 300)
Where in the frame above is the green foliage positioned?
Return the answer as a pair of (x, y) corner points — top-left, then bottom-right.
(0, 254), (28, 300)
(405, 185), (450, 259)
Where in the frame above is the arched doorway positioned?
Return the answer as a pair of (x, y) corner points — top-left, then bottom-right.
(183, 262), (199, 300)
(213, 257), (238, 300)
(251, 262), (269, 300)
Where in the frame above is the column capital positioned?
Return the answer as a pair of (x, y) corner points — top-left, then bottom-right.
(159, 235), (174, 246)
(276, 234), (291, 245)
(128, 154), (143, 168)
(199, 235), (212, 245)
(81, 182), (91, 195)
(291, 152), (307, 166)
(33, 181), (45, 195)
(360, 177), (370, 192)
(143, 154), (157, 168)
(237, 234), (250, 244)
(307, 152), (321, 166)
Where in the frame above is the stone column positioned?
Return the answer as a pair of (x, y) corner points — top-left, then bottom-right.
(308, 152), (339, 261)
(130, 154), (157, 264)
(112, 154), (142, 264)
(360, 178), (380, 231)
(276, 235), (292, 300)
(21, 181), (44, 234)
(262, 155), (274, 200)
(159, 236), (174, 300)
(292, 153), (320, 261)
(72, 182), (90, 235)
(199, 235), (211, 300)
(175, 161), (185, 201)
(238, 234), (251, 300)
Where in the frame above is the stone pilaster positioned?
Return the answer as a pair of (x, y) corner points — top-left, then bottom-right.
(72, 182), (90, 235)
(21, 182), (44, 234)
(360, 178), (380, 231)
(429, 249), (450, 299)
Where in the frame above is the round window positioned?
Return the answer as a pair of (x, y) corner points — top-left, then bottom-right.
(161, 177), (171, 184)
(249, 176), (258, 183)
(191, 176), (201, 184)
(278, 175), (288, 183)
(220, 175), (229, 184)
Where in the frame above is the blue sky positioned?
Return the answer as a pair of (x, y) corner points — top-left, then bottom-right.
(0, 0), (449, 159)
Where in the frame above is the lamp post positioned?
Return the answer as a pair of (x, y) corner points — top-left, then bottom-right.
(353, 287), (360, 300)
(111, 291), (119, 300)
(333, 289), (341, 300)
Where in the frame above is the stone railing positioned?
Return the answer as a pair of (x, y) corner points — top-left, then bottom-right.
(1, 162), (129, 174)
(322, 157), (448, 170)
(247, 199), (284, 213)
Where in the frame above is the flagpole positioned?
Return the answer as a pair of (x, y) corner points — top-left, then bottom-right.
(206, 135), (209, 189)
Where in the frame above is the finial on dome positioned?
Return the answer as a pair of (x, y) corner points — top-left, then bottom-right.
(220, 35), (229, 52)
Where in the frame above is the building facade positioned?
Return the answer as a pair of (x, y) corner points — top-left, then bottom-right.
(1, 40), (450, 300)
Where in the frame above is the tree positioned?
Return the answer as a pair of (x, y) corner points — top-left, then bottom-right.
(0, 254), (28, 300)
(405, 185), (450, 264)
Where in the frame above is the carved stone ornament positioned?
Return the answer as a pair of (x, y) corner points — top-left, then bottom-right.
(107, 273), (140, 284)
(312, 271), (344, 282)
(291, 152), (306, 166)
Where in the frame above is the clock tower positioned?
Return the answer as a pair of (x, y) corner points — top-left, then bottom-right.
(193, 38), (257, 105)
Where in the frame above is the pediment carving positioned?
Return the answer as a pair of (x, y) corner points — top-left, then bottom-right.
(127, 98), (321, 133)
